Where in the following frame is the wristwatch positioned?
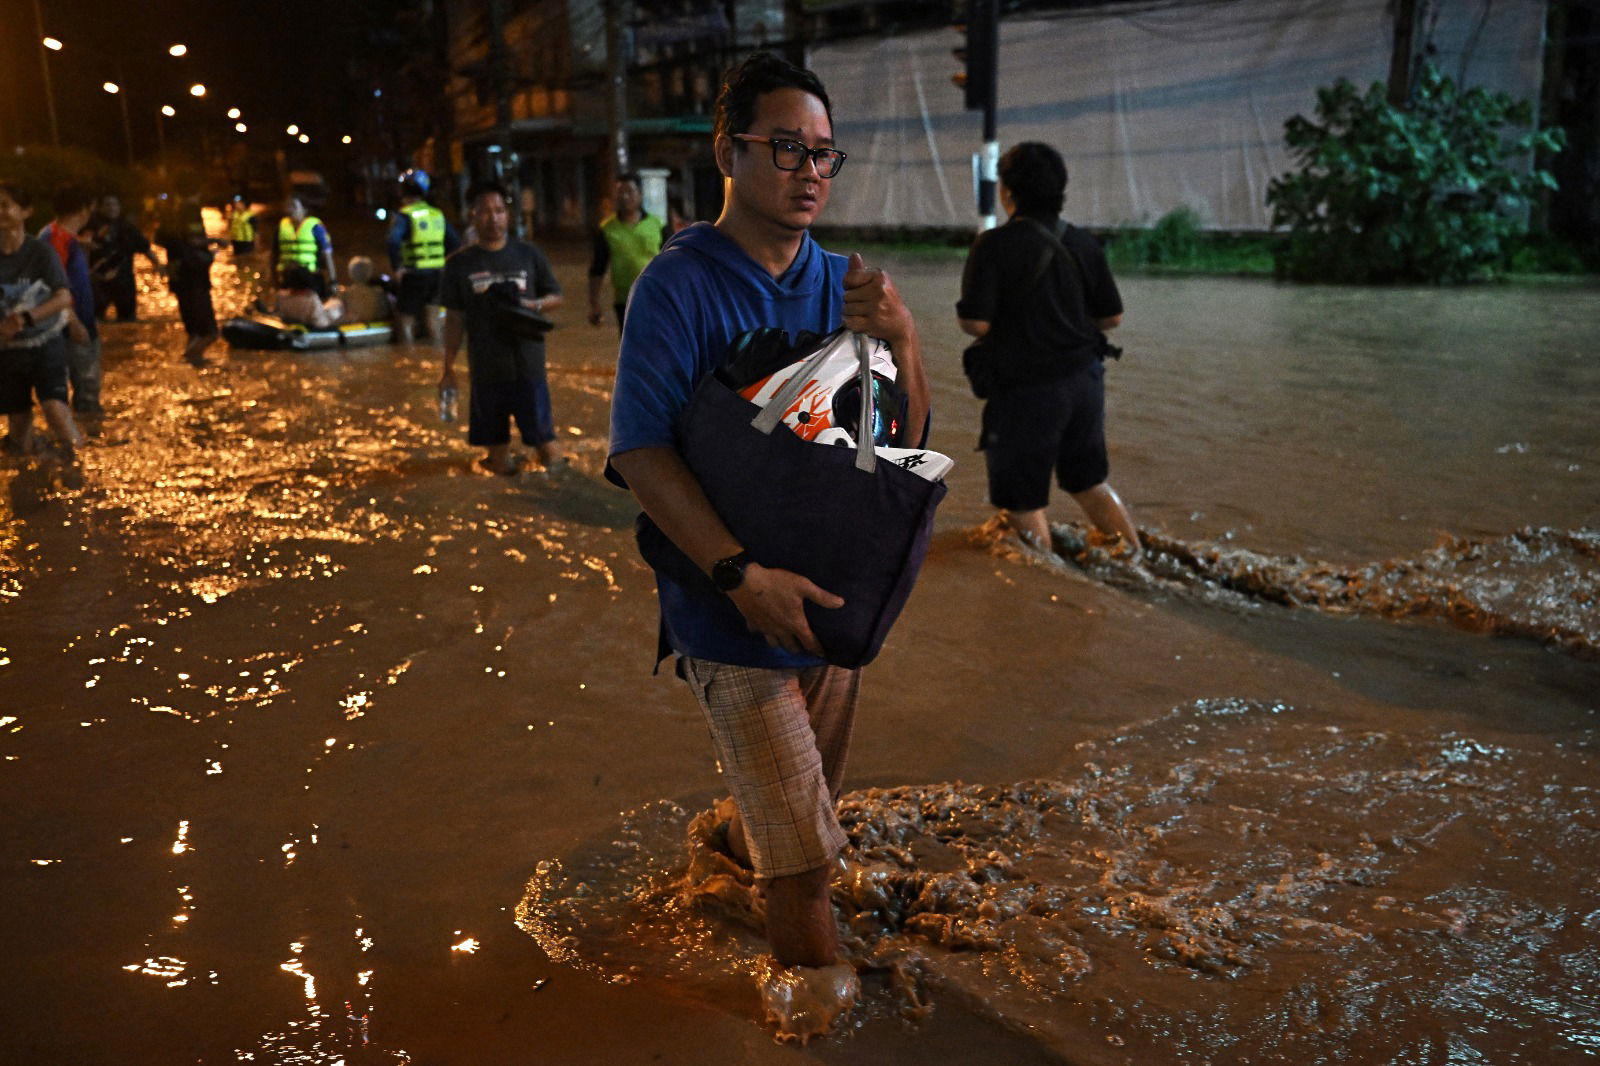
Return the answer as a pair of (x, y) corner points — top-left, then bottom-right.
(710, 550), (752, 592)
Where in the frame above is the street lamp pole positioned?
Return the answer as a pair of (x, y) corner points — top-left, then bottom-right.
(118, 88), (134, 164)
(104, 83), (135, 164)
(30, 0), (60, 145)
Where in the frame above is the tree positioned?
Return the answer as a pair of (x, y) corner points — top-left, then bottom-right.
(1267, 64), (1565, 283)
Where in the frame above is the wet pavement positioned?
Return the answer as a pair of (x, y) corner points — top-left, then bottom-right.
(2, 240), (1597, 1063)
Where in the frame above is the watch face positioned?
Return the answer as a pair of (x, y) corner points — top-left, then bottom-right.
(712, 553), (748, 591)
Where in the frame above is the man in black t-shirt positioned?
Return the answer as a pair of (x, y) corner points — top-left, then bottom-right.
(956, 141), (1140, 557)
(82, 194), (158, 321)
(440, 180), (564, 475)
(1, 182), (82, 459)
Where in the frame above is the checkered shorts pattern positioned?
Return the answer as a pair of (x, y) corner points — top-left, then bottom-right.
(679, 657), (860, 879)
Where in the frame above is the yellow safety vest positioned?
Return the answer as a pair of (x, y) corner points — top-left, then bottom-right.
(400, 201), (447, 270)
(230, 207), (256, 243)
(277, 216), (324, 274)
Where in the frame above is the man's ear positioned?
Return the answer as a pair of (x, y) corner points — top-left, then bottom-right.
(714, 134), (735, 179)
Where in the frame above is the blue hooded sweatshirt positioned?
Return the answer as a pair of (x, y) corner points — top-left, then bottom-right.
(608, 221), (849, 668)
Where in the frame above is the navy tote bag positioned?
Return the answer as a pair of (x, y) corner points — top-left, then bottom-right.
(637, 329), (947, 669)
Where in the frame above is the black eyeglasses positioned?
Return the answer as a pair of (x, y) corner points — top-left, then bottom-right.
(730, 134), (847, 179)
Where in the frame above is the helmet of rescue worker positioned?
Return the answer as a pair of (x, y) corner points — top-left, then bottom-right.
(399, 169), (430, 199)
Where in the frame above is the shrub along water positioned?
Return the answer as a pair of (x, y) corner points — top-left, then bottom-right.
(1266, 64), (1566, 284)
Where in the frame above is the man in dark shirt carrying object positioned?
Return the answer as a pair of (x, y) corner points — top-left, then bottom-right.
(607, 52), (930, 1023)
(1, 182), (81, 459)
(957, 141), (1140, 557)
(82, 194), (158, 322)
(439, 180), (564, 476)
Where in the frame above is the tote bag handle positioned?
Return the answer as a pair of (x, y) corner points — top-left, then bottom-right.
(748, 330), (877, 473)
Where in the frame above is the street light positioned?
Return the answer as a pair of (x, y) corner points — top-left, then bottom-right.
(161, 105), (176, 117)
(189, 83), (206, 97)
(235, 123), (247, 133)
(286, 124), (299, 136)
(168, 43), (187, 57)
(341, 135), (352, 145)
(42, 37), (61, 50)
(227, 108), (241, 120)
(297, 133), (309, 144)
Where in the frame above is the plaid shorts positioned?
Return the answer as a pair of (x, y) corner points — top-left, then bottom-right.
(679, 657), (860, 880)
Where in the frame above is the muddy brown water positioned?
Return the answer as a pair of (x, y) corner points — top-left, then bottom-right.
(2, 242), (1596, 1064)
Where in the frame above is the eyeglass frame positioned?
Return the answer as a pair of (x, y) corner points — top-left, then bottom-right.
(729, 133), (848, 179)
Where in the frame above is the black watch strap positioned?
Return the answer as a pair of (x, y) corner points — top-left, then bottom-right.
(710, 550), (752, 592)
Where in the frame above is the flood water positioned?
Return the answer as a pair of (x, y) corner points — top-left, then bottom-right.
(2, 240), (1596, 1064)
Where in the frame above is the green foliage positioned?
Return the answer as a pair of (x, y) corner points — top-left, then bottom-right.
(0, 145), (147, 217)
(1266, 64), (1566, 284)
(1116, 206), (1204, 265)
(1504, 232), (1597, 275)
(1105, 208), (1275, 275)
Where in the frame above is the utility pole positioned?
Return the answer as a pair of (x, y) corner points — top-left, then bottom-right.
(485, 0), (523, 233)
(606, 0), (630, 180)
(952, 0), (999, 231)
(1387, 0), (1422, 107)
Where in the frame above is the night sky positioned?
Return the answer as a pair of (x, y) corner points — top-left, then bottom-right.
(3, 0), (360, 169)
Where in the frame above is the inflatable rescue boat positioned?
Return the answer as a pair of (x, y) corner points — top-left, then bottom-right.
(223, 313), (394, 350)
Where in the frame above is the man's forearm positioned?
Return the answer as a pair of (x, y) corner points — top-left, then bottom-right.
(610, 446), (740, 574)
(35, 288), (74, 321)
(442, 311), (464, 369)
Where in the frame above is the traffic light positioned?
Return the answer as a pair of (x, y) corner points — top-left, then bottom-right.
(952, 0), (997, 114)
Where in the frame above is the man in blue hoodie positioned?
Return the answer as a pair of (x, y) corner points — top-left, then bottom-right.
(607, 53), (930, 997)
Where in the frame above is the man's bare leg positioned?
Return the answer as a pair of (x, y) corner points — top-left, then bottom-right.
(1005, 507), (1052, 551)
(5, 411), (34, 452)
(723, 805), (837, 967)
(535, 439), (566, 468)
(40, 399), (81, 455)
(184, 332), (217, 366)
(395, 313), (416, 343)
(764, 864), (838, 969)
(479, 443), (516, 475)
(1069, 481), (1140, 554)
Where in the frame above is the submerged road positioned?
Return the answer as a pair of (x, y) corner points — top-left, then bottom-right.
(3, 241), (1597, 1063)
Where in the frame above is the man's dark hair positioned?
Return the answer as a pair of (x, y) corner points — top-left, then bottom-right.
(616, 171), (641, 189)
(53, 187), (92, 218)
(0, 182), (32, 210)
(999, 142), (1069, 218)
(465, 179), (510, 208)
(713, 51), (832, 146)
(400, 180), (426, 200)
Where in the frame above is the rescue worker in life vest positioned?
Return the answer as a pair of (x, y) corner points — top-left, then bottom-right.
(387, 171), (460, 343)
(271, 195), (337, 299)
(228, 194), (258, 255)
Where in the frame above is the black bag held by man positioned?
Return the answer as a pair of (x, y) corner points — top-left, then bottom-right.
(637, 329), (947, 669)
(486, 280), (554, 341)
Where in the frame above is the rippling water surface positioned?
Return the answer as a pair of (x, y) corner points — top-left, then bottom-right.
(2, 246), (1596, 1063)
